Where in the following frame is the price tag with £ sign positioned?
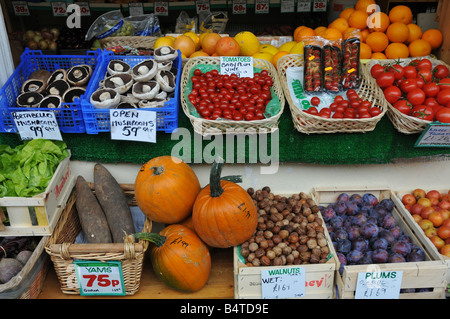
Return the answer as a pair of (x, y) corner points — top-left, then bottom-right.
(74, 260), (125, 296)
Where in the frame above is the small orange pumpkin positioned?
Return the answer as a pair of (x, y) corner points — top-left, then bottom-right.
(134, 224), (211, 292)
(134, 156), (201, 224)
(192, 158), (258, 248)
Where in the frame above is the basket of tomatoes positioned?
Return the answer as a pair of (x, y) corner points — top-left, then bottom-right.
(366, 57), (450, 134)
(277, 53), (388, 134)
(180, 56), (285, 136)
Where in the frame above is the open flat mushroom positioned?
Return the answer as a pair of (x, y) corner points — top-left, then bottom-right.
(132, 59), (157, 82)
(103, 74), (133, 94)
(47, 69), (67, 85)
(132, 81), (160, 100)
(21, 79), (46, 94)
(116, 101), (137, 109)
(67, 65), (92, 87)
(28, 69), (51, 83)
(155, 69), (176, 93)
(153, 46), (178, 62)
(107, 60), (131, 76)
(63, 87), (86, 103)
(46, 79), (70, 96)
(16, 92), (44, 108)
(90, 88), (121, 109)
(40, 95), (62, 108)
(157, 60), (173, 71)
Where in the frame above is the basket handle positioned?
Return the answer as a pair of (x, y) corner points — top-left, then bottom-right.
(50, 242), (144, 259)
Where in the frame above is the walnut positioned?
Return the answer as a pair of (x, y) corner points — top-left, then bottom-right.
(307, 238), (318, 250)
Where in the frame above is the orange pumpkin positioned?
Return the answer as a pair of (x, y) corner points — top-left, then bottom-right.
(192, 159), (258, 248)
(134, 156), (201, 224)
(134, 224), (211, 292)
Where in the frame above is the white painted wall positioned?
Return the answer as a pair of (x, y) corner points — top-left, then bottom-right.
(0, 3), (14, 87)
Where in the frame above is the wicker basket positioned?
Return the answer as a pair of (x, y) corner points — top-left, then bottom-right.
(180, 56), (285, 136)
(277, 54), (388, 134)
(44, 184), (152, 296)
(365, 57), (450, 134)
(100, 36), (158, 50)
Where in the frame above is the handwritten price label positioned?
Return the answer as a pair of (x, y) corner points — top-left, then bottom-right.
(416, 123), (450, 147)
(196, 0), (210, 14)
(74, 261), (125, 296)
(280, 0), (294, 13)
(255, 0), (269, 14)
(232, 0), (246, 14)
(355, 271), (403, 299)
(261, 267), (305, 299)
(129, 2), (144, 16)
(12, 111), (62, 141)
(312, 0), (327, 12)
(51, 2), (68, 16)
(11, 1), (30, 16)
(110, 109), (156, 143)
(154, 1), (169, 16)
(297, 0), (311, 12)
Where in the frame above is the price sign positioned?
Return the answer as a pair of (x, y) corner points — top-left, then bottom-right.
(220, 56), (254, 78)
(129, 2), (144, 16)
(154, 1), (169, 16)
(11, 1), (30, 16)
(110, 109), (156, 143)
(12, 111), (62, 141)
(355, 270), (403, 299)
(312, 0), (327, 12)
(255, 0), (269, 14)
(51, 2), (68, 16)
(261, 267), (305, 299)
(232, 0), (246, 14)
(74, 260), (125, 296)
(74, 2), (91, 16)
(297, 0), (311, 12)
(280, 0), (294, 13)
(196, 0), (210, 14)
(415, 123), (450, 147)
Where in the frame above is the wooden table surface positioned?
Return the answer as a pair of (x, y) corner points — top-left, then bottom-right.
(37, 247), (235, 299)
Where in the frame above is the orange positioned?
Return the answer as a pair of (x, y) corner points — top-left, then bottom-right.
(389, 5), (413, 24)
(190, 50), (209, 57)
(340, 7), (355, 20)
(406, 24), (423, 44)
(343, 27), (361, 40)
(360, 28), (370, 42)
(271, 51), (289, 69)
(172, 35), (196, 58)
(348, 10), (369, 30)
(215, 36), (240, 56)
(322, 28), (343, 41)
(293, 26), (307, 40)
(386, 22), (410, 43)
(314, 26), (327, 36)
(200, 32), (222, 55)
(385, 42), (409, 59)
(183, 32), (201, 50)
(367, 12), (390, 33)
(371, 52), (387, 59)
(294, 27), (315, 42)
(421, 29), (443, 50)
(360, 42), (372, 59)
(329, 18), (349, 34)
(355, 0), (376, 14)
(408, 39), (432, 57)
(366, 31), (389, 53)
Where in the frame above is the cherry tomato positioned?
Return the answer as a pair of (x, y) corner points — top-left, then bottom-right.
(346, 89), (358, 99)
(407, 88), (426, 106)
(418, 59), (433, 70)
(305, 107), (319, 115)
(389, 64), (404, 80)
(245, 112), (255, 121)
(334, 95), (344, 103)
(438, 78), (450, 91)
(424, 97), (440, 109)
(437, 89), (450, 106)
(357, 104), (370, 114)
(417, 68), (432, 83)
(369, 107), (382, 117)
(193, 69), (202, 76)
(435, 107), (450, 123)
(400, 78), (418, 94)
(376, 72), (395, 88)
(415, 77), (425, 89)
(403, 65), (418, 79)
(433, 64), (449, 79)
(393, 100), (413, 115)
(310, 97), (320, 106)
(358, 111), (372, 119)
(383, 86), (402, 104)
(332, 112), (344, 119)
(361, 100), (372, 109)
(410, 105), (434, 121)
(371, 64), (385, 79)
(423, 82), (440, 98)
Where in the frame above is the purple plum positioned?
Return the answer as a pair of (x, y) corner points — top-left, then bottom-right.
(322, 207), (337, 222)
(351, 212), (368, 226)
(359, 251), (373, 264)
(371, 237), (389, 250)
(381, 213), (396, 229)
(347, 250), (363, 264)
(388, 253), (406, 263)
(389, 225), (403, 239)
(360, 222), (379, 239)
(334, 201), (348, 215)
(337, 193), (349, 202)
(406, 248), (425, 262)
(363, 193), (378, 206)
(329, 216), (344, 230)
(379, 229), (395, 244)
(334, 228), (349, 241)
(372, 249), (389, 263)
(347, 225), (361, 241)
(380, 198), (394, 211)
(337, 252), (347, 265)
(336, 239), (352, 254)
(398, 235), (412, 244)
(372, 204), (388, 221)
(349, 194), (363, 206)
(345, 201), (360, 216)
(352, 237), (369, 252)
(391, 240), (411, 256)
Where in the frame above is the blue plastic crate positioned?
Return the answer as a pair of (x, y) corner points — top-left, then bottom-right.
(81, 51), (181, 134)
(0, 48), (103, 134)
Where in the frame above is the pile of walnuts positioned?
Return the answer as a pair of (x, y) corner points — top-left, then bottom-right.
(240, 186), (330, 267)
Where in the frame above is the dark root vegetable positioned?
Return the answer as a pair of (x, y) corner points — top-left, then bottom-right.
(0, 258), (23, 283)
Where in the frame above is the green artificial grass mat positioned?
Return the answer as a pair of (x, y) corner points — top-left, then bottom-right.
(1, 107), (450, 165)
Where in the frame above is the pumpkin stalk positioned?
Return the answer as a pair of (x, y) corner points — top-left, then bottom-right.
(133, 232), (166, 247)
(150, 166), (164, 175)
(210, 158), (242, 197)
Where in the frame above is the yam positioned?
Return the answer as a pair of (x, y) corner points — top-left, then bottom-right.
(0, 258), (23, 283)
(94, 163), (135, 243)
(75, 175), (112, 243)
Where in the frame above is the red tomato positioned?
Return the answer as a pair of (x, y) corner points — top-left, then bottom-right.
(329, 102), (338, 112)
(424, 97), (441, 110)
(403, 66), (418, 79)
(433, 64), (449, 79)
(418, 59), (432, 70)
(319, 108), (331, 118)
(417, 68), (432, 83)
(437, 89), (450, 106)
(410, 105), (435, 121)
(389, 64), (404, 80)
(423, 82), (440, 98)
(346, 89), (358, 99)
(332, 112), (344, 119)
(435, 107), (450, 123)
(305, 107), (319, 115)
(393, 100), (413, 115)
(407, 88), (426, 106)
(415, 77), (425, 89)
(400, 78), (418, 94)
(310, 96), (320, 106)
(358, 111), (372, 119)
(369, 107), (382, 117)
(370, 64), (385, 79)
(383, 86), (402, 104)
(438, 78), (450, 91)
(376, 72), (395, 88)
(334, 95), (344, 103)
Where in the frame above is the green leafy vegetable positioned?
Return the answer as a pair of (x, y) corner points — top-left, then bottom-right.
(0, 139), (69, 198)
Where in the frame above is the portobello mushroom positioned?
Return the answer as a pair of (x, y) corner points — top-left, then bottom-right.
(21, 79), (46, 94)
(103, 74), (133, 94)
(40, 95), (62, 108)
(16, 92), (44, 108)
(47, 69), (67, 85)
(107, 60), (131, 76)
(155, 69), (176, 93)
(132, 81), (160, 100)
(131, 59), (157, 82)
(63, 87), (86, 103)
(90, 88), (121, 109)
(156, 60), (173, 71)
(138, 91), (168, 108)
(153, 46), (178, 62)
(67, 65), (92, 86)
(116, 101), (137, 109)
(46, 79), (70, 96)
(28, 69), (51, 83)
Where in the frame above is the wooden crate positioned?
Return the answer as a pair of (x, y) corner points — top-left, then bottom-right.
(312, 187), (448, 299)
(0, 155), (74, 236)
(233, 193), (337, 299)
(392, 189), (450, 293)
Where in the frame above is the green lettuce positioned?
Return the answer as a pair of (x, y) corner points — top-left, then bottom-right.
(0, 139), (69, 198)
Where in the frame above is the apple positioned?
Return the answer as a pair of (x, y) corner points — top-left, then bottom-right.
(419, 219), (434, 231)
(429, 211), (444, 227)
(412, 214), (422, 223)
(426, 190), (440, 201)
(441, 244), (450, 257)
(402, 194), (416, 206)
(418, 197), (432, 208)
(424, 227), (437, 238)
(438, 200), (450, 210)
(413, 188), (426, 200)
(437, 226), (450, 240)
(420, 206), (434, 219)
(430, 235), (445, 250)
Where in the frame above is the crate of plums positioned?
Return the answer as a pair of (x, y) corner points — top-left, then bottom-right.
(312, 187), (447, 299)
(234, 186), (337, 299)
